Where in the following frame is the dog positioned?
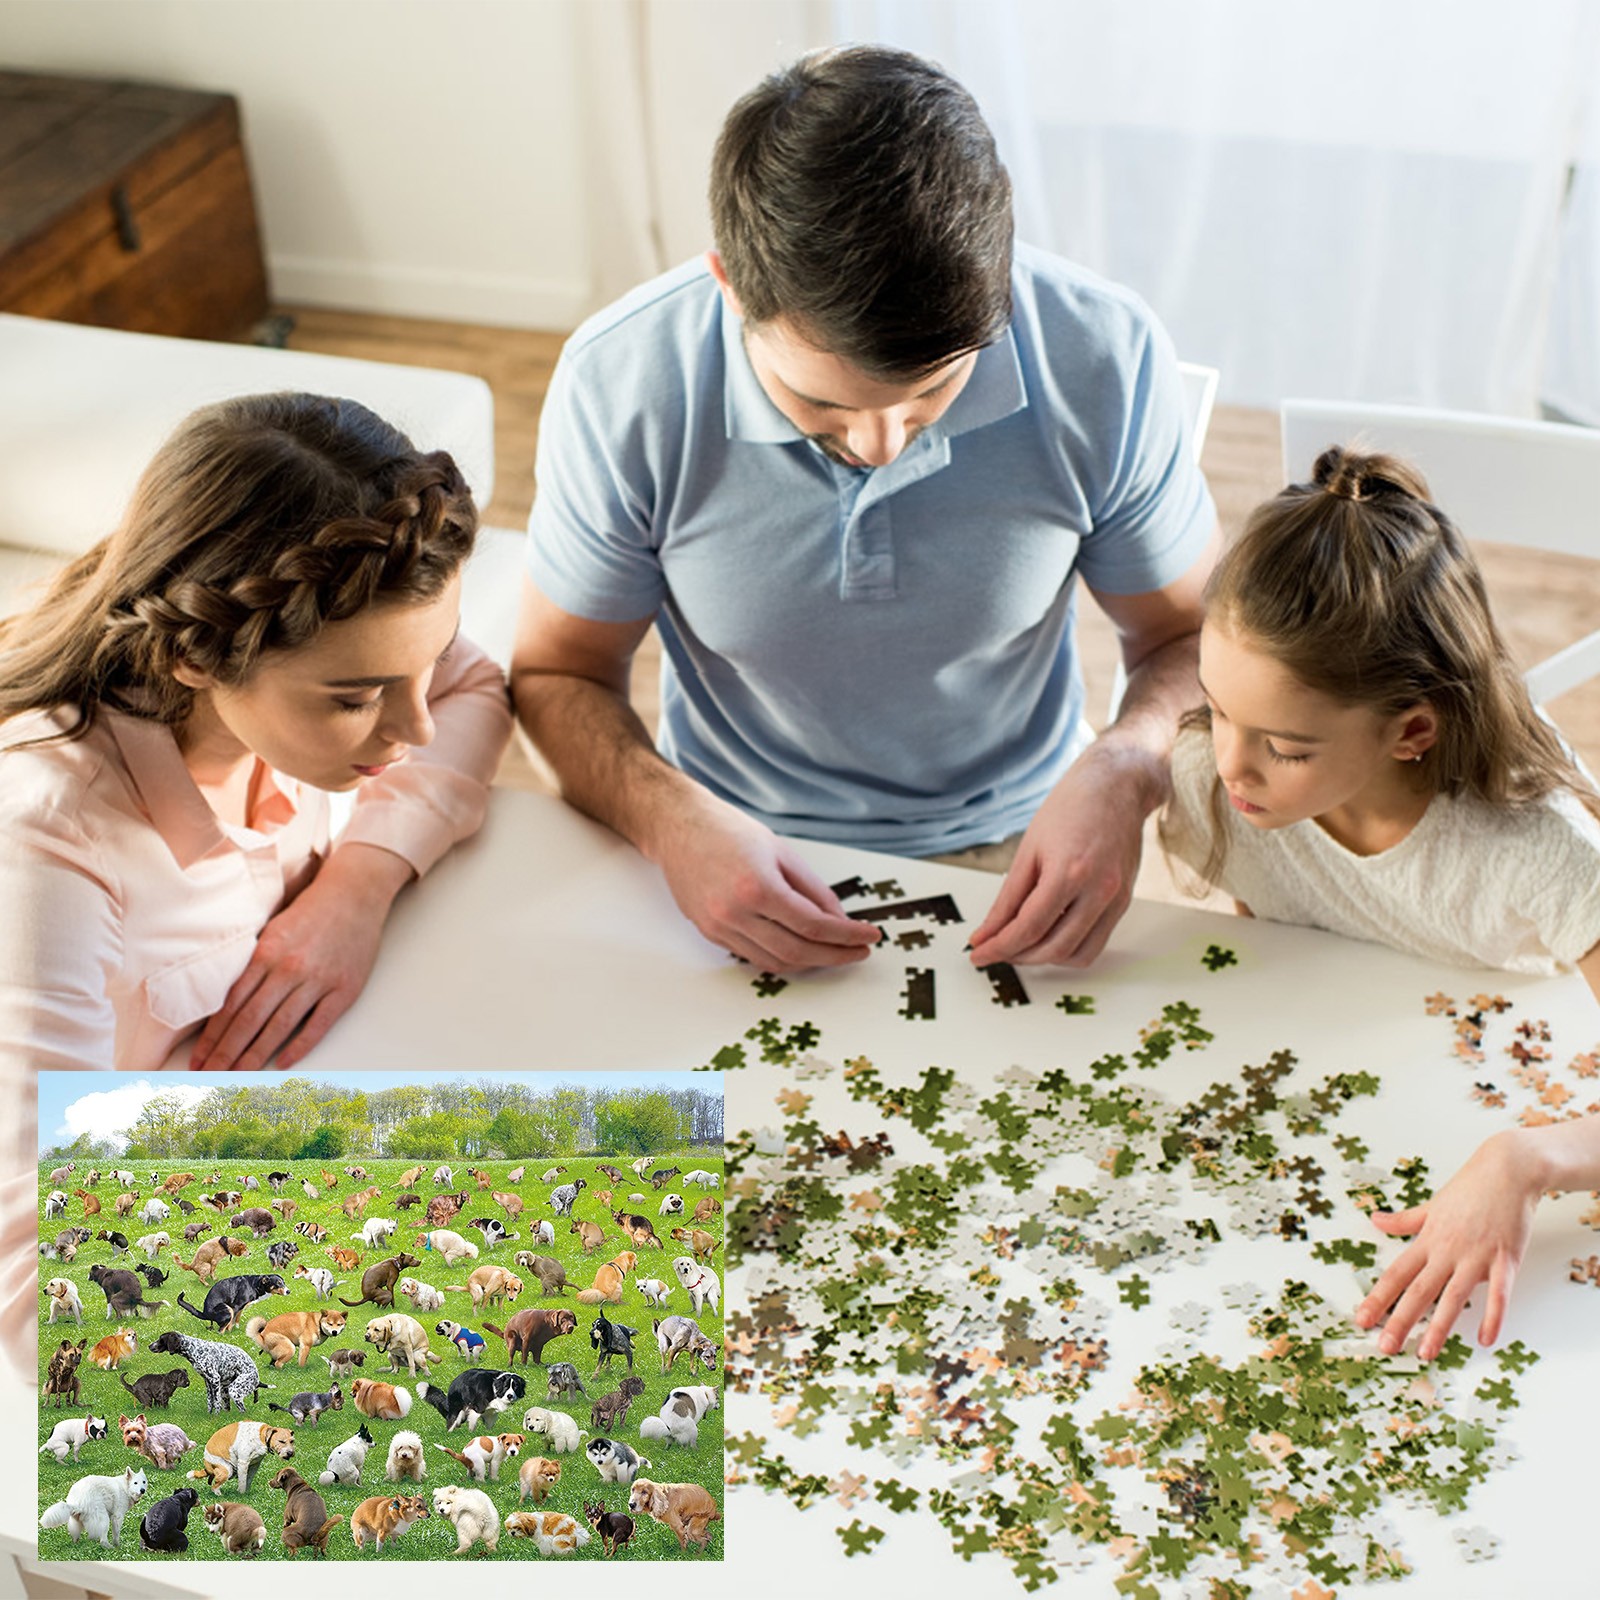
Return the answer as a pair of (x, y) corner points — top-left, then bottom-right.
(417, 1368), (525, 1431)
(268, 1383), (343, 1427)
(40, 1466), (147, 1549)
(596, 1162), (626, 1184)
(395, 1192), (423, 1210)
(518, 1454), (562, 1502)
(448, 1263), (525, 1310)
(350, 1491), (430, 1552)
(670, 1226), (719, 1262)
(590, 1309), (638, 1370)
(328, 1245), (361, 1271)
(318, 1422), (375, 1486)
(636, 1277), (672, 1309)
(302, 1180), (320, 1200)
(138, 1485), (200, 1553)
(246, 1307), (347, 1367)
(295, 1219), (329, 1245)
(351, 1377), (413, 1421)
(415, 1228), (477, 1267)
(530, 1219), (556, 1246)
(136, 1231), (170, 1259)
(179, 1271), (289, 1334)
(590, 1375), (646, 1431)
(546, 1361), (587, 1400)
(436, 1319), (487, 1362)
(469, 1215), (517, 1249)
(432, 1431), (523, 1482)
(673, 1256), (721, 1315)
(576, 1261), (626, 1305)
(654, 1314), (718, 1373)
(74, 1187), (101, 1216)
(338, 1250), (420, 1310)
(184, 1221), (213, 1243)
(173, 1234), (249, 1284)
(202, 1498), (265, 1556)
(117, 1366), (191, 1410)
(658, 1192), (684, 1216)
(95, 1227), (130, 1254)
(540, 1167), (566, 1183)
(341, 1185), (382, 1220)
(39, 1414), (107, 1463)
(120, 1411), (197, 1470)
(682, 1169), (720, 1188)
(398, 1165), (425, 1188)
(648, 1166), (681, 1190)
(640, 1409), (696, 1450)
(514, 1251), (568, 1296)
(693, 1194), (723, 1223)
(570, 1217), (605, 1253)
(229, 1206), (275, 1236)
(150, 1329), (267, 1413)
(137, 1262), (168, 1289)
(384, 1429), (426, 1482)
(425, 1192), (468, 1229)
(550, 1178), (587, 1216)
(586, 1436), (649, 1486)
(293, 1263), (340, 1300)
(266, 1239), (299, 1270)
(582, 1497), (636, 1557)
(271, 1199), (298, 1222)
(90, 1327), (136, 1369)
(397, 1275), (445, 1313)
(628, 1477), (721, 1549)
(364, 1311), (443, 1376)
(43, 1338), (87, 1408)
(492, 1189), (524, 1220)
(521, 1404), (585, 1454)
(482, 1307), (577, 1367)
(354, 1215), (397, 1249)
(321, 1347), (367, 1381)
(190, 1420), (296, 1494)
(266, 1170), (290, 1192)
(271, 1466), (340, 1556)
(432, 1483), (499, 1555)
(504, 1509), (590, 1554)
(44, 1276), (83, 1325)
(432, 1165), (456, 1187)
(139, 1197), (172, 1224)
(87, 1263), (167, 1318)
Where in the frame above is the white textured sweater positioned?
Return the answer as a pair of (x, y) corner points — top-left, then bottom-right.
(1164, 729), (1600, 973)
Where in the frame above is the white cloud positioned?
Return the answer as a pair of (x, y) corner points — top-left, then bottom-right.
(54, 1080), (214, 1152)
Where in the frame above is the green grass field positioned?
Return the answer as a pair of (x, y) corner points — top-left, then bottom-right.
(36, 1152), (724, 1562)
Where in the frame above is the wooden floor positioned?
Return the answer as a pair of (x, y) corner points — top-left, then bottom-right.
(282, 305), (1600, 801)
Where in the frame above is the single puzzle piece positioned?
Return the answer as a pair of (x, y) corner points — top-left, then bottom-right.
(1056, 993), (1096, 1016)
(1119, 1272), (1152, 1310)
(751, 971), (789, 998)
(1202, 943), (1239, 972)
(1453, 1525), (1502, 1563)
(894, 929), (933, 950)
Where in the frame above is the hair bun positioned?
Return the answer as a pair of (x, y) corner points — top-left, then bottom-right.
(1311, 446), (1430, 504)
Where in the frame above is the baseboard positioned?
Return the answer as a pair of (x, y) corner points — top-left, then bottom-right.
(267, 255), (589, 330)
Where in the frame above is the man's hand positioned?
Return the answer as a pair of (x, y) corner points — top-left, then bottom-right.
(1352, 1129), (1542, 1360)
(967, 739), (1161, 967)
(649, 791), (880, 972)
(189, 843), (413, 1071)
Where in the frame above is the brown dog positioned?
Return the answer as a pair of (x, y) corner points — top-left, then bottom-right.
(627, 1477), (721, 1550)
(328, 1246), (361, 1271)
(575, 1263), (626, 1306)
(350, 1492), (429, 1552)
(271, 1466), (340, 1556)
(91, 1328), (136, 1369)
(481, 1308), (577, 1366)
(447, 1264), (523, 1310)
(351, 1378), (412, 1421)
(176, 1235), (250, 1284)
(338, 1251), (419, 1310)
(43, 1338), (86, 1407)
(513, 1253), (569, 1297)
(670, 1227), (720, 1262)
(570, 1219), (605, 1254)
(692, 1195), (723, 1223)
(246, 1309), (347, 1368)
(518, 1455), (561, 1503)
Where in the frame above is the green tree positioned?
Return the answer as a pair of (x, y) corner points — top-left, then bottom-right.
(593, 1090), (686, 1155)
(389, 1112), (467, 1159)
(297, 1125), (348, 1160)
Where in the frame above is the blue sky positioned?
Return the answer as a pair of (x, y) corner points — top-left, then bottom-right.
(38, 1069), (716, 1154)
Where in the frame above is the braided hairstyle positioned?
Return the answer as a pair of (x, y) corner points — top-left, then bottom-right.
(0, 393), (477, 737)
(1164, 444), (1600, 886)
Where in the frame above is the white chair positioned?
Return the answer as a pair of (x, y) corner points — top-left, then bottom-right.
(1281, 400), (1600, 707)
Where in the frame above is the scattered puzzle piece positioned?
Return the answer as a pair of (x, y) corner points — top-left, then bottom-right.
(1055, 993), (1096, 1016)
(1202, 943), (1239, 971)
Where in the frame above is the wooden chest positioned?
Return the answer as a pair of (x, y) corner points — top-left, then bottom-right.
(0, 70), (269, 340)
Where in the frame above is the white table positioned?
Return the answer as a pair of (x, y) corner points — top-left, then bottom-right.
(14, 789), (1600, 1597)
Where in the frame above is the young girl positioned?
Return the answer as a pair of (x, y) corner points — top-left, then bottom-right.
(1161, 445), (1600, 1362)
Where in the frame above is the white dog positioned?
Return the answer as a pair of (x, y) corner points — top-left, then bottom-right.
(432, 1165), (455, 1187)
(682, 1170), (720, 1188)
(318, 1423), (374, 1487)
(640, 1412), (696, 1450)
(520, 1405), (583, 1454)
(672, 1256), (721, 1315)
(385, 1429), (427, 1482)
(39, 1466), (147, 1548)
(417, 1229), (478, 1267)
(658, 1193), (684, 1216)
(585, 1436), (648, 1486)
(44, 1189), (69, 1219)
(432, 1484), (498, 1555)
(139, 1197), (169, 1223)
(531, 1219), (555, 1246)
(433, 1432), (520, 1482)
(135, 1232), (169, 1260)
(397, 1276), (445, 1313)
(44, 1276), (84, 1325)
(364, 1312), (442, 1378)
(39, 1415), (108, 1463)
(636, 1277), (671, 1308)
(540, 1168), (563, 1183)
(354, 1216), (397, 1249)
(293, 1264), (339, 1300)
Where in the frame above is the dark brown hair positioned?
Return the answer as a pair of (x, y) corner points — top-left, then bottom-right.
(1165, 444), (1600, 884)
(0, 392), (476, 737)
(709, 45), (1013, 380)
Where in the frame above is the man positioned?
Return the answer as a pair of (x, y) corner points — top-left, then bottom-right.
(512, 46), (1219, 973)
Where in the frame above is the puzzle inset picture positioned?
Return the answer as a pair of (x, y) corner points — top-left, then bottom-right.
(36, 1071), (725, 1564)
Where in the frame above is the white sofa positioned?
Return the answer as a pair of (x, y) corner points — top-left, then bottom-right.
(0, 313), (527, 666)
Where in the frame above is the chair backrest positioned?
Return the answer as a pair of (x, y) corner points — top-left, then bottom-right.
(1177, 361), (1219, 466)
(1281, 399), (1600, 706)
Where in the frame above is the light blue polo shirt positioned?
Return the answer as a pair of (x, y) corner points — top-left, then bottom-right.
(528, 245), (1215, 855)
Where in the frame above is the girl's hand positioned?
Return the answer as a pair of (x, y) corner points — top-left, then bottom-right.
(1352, 1129), (1541, 1360)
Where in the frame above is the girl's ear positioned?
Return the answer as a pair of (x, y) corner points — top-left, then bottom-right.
(1392, 704), (1438, 762)
(169, 660), (214, 692)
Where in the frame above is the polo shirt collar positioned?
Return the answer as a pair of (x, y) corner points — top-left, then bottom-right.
(721, 297), (1027, 445)
(106, 711), (298, 870)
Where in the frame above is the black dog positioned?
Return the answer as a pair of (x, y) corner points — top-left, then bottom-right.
(177, 1272), (288, 1334)
(86, 1263), (166, 1319)
(137, 1263), (168, 1289)
(590, 1309), (638, 1371)
(175, 1197), (196, 1215)
(267, 1171), (290, 1192)
(139, 1486), (200, 1552)
(119, 1367), (191, 1408)
(582, 1498), (636, 1558)
(416, 1368), (525, 1431)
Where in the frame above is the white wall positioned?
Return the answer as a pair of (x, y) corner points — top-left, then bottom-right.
(2, 0), (593, 329)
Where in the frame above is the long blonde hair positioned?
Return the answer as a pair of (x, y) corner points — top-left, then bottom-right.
(1164, 445), (1600, 887)
(0, 392), (477, 738)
